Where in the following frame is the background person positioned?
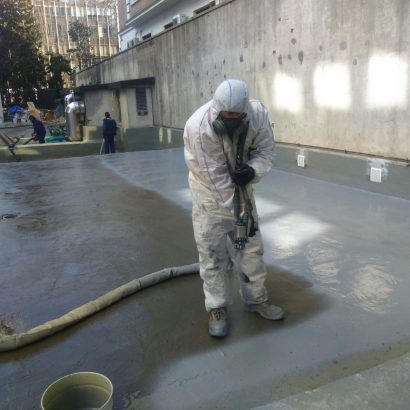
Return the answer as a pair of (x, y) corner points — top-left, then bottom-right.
(102, 112), (117, 154)
(29, 115), (46, 144)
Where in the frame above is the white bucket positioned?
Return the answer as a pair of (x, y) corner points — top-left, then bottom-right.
(41, 372), (113, 410)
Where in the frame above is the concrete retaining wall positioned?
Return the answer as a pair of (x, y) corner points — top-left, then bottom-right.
(77, 0), (410, 161)
(0, 126), (183, 163)
(2, 125), (408, 200)
(0, 142), (101, 163)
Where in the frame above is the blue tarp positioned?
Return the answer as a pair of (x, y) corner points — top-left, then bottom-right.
(7, 105), (25, 116)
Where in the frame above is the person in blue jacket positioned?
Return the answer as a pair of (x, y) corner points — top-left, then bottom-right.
(29, 115), (46, 144)
(102, 112), (117, 154)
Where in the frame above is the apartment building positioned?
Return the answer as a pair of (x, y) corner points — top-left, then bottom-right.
(31, 0), (119, 68)
(118, 0), (219, 50)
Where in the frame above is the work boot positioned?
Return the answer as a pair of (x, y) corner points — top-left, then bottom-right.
(247, 302), (285, 320)
(209, 307), (228, 337)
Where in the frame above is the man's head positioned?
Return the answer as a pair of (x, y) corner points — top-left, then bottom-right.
(211, 79), (249, 135)
(212, 79), (249, 115)
(105, 112), (110, 118)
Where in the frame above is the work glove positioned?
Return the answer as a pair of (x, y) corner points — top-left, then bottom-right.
(232, 164), (255, 186)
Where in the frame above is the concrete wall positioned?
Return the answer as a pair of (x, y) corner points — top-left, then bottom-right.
(0, 127), (183, 163)
(121, 88), (154, 127)
(84, 90), (121, 127)
(0, 142), (102, 163)
(77, 0), (410, 161)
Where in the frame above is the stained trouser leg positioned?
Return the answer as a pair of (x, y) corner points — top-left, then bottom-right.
(192, 205), (233, 312)
(236, 229), (268, 305)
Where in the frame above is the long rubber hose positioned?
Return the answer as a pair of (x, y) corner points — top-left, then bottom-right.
(0, 263), (199, 352)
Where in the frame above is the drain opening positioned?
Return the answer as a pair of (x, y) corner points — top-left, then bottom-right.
(1, 214), (18, 220)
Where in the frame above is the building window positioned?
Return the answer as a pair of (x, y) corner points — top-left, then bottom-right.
(142, 33), (151, 40)
(194, 1), (216, 15)
(136, 88), (148, 116)
(164, 22), (173, 30)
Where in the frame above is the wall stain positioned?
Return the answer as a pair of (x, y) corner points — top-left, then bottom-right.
(240, 55), (244, 62)
(291, 38), (297, 45)
(278, 55), (283, 65)
(298, 51), (304, 64)
(262, 61), (266, 69)
(287, 54), (292, 60)
(340, 41), (347, 50)
(353, 59), (358, 65)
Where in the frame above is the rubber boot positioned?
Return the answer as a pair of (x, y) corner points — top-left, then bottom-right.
(247, 302), (284, 320)
(209, 307), (228, 337)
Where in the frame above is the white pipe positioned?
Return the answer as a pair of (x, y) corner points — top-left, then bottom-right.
(65, 101), (85, 140)
(64, 91), (74, 110)
(0, 263), (199, 352)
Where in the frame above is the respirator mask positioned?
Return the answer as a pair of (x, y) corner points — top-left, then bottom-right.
(212, 114), (246, 136)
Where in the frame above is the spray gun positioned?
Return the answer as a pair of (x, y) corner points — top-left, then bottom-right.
(230, 120), (259, 250)
(233, 198), (248, 250)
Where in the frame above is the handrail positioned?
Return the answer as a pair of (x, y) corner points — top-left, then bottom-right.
(0, 131), (21, 161)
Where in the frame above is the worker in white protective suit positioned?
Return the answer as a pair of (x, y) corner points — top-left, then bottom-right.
(184, 79), (284, 337)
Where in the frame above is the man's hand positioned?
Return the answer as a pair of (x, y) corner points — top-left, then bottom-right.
(232, 164), (255, 186)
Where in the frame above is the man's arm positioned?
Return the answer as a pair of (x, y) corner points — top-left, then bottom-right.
(247, 104), (275, 182)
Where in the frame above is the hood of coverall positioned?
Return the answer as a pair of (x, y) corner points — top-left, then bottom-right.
(211, 79), (250, 120)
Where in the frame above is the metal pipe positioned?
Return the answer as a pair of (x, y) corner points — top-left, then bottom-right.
(64, 91), (74, 110)
(65, 101), (85, 140)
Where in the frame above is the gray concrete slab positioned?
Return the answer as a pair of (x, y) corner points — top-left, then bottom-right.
(255, 351), (410, 410)
(0, 148), (409, 410)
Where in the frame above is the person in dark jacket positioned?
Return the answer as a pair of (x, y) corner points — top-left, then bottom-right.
(29, 115), (46, 144)
(102, 112), (117, 154)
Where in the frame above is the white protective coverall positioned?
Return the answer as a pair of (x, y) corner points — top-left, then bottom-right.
(183, 79), (275, 311)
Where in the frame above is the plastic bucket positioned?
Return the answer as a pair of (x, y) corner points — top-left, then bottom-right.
(41, 372), (113, 410)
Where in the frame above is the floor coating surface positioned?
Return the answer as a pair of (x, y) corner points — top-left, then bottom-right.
(0, 148), (409, 409)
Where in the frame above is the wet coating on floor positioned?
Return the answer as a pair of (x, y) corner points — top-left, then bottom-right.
(0, 148), (409, 409)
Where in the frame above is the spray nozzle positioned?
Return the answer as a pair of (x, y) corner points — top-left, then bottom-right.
(234, 220), (248, 250)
